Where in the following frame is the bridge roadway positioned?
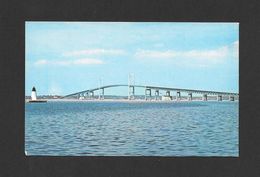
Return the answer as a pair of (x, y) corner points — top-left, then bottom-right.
(61, 84), (239, 101)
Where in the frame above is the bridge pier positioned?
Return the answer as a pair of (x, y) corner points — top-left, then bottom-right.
(128, 86), (135, 100)
(188, 93), (192, 101)
(85, 92), (90, 99)
(155, 90), (159, 100)
(176, 91), (181, 101)
(145, 88), (151, 100)
(101, 88), (104, 99)
(78, 93), (84, 100)
(217, 95), (222, 101)
(203, 94), (208, 101)
(90, 91), (94, 99)
(229, 95), (235, 101)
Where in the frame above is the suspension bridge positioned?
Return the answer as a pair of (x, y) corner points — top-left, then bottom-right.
(61, 84), (239, 101)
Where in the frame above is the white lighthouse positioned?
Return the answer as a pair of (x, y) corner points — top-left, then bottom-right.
(28, 86), (47, 103)
(31, 87), (37, 101)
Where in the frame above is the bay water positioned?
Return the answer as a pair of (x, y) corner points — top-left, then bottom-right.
(25, 101), (238, 156)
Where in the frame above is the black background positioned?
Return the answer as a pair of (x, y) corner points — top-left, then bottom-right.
(1, 0), (260, 176)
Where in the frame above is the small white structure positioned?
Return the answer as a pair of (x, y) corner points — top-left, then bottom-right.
(79, 96), (85, 100)
(31, 87), (37, 100)
(162, 95), (172, 101)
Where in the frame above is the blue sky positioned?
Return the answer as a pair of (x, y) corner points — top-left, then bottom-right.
(25, 22), (239, 96)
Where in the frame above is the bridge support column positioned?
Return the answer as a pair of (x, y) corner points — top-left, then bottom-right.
(83, 92), (87, 99)
(155, 90), (159, 100)
(203, 94), (208, 101)
(188, 93), (192, 101)
(101, 88), (104, 100)
(78, 93), (84, 100)
(145, 88), (151, 100)
(176, 91), (181, 101)
(128, 86), (135, 100)
(85, 92), (89, 99)
(229, 95), (235, 101)
(217, 95), (222, 101)
(90, 91), (94, 99)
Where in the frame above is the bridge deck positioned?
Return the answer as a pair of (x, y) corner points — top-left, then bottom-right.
(62, 84), (239, 98)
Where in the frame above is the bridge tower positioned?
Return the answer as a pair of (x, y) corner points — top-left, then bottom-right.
(101, 88), (104, 99)
(128, 73), (135, 100)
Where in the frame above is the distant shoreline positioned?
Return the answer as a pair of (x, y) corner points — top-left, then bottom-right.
(25, 98), (238, 103)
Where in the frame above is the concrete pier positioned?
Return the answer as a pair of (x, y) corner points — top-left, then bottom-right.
(85, 92), (90, 99)
(101, 88), (104, 99)
(155, 90), (159, 100)
(78, 93), (84, 99)
(90, 91), (94, 99)
(188, 93), (192, 101)
(203, 94), (208, 101)
(229, 95), (235, 101)
(177, 91), (181, 101)
(217, 95), (222, 101)
(145, 88), (152, 100)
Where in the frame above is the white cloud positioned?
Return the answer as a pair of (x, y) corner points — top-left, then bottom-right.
(135, 50), (178, 59)
(34, 59), (48, 66)
(63, 49), (126, 57)
(73, 58), (104, 65)
(182, 46), (228, 59)
(134, 41), (238, 67)
(34, 58), (104, 66)
(135, 47), (229, 60)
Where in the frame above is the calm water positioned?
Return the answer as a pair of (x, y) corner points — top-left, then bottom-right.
(25, 101), (238, 156)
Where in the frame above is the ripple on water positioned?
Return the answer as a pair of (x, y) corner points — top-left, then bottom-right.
(25, 101), (239, 156)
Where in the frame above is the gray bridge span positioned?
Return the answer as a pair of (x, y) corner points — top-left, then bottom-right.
(61, 84), (239, 101)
